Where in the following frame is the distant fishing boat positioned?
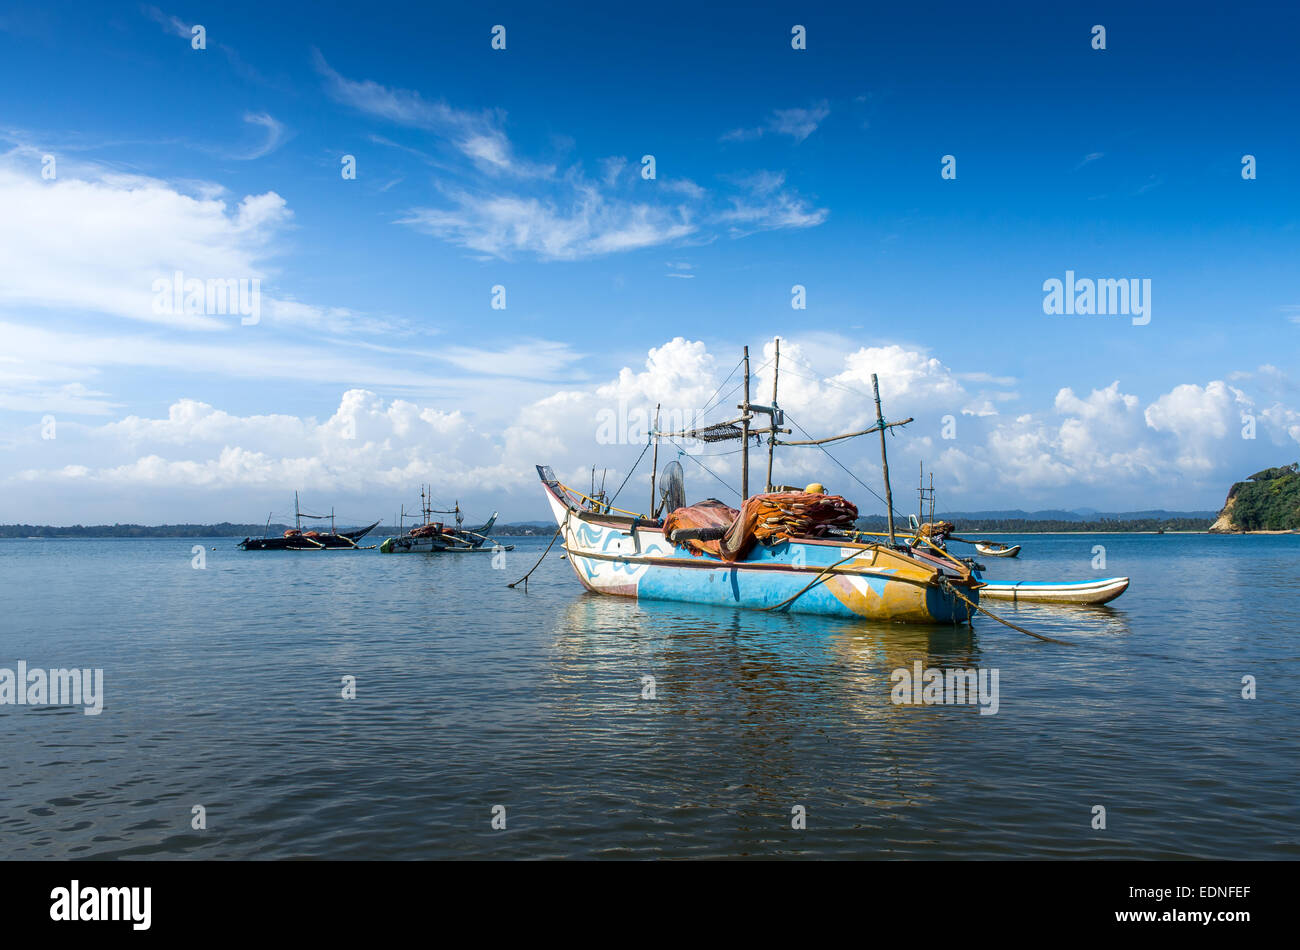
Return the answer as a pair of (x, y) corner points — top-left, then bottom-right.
(379, 486), (514, 554)
(239, 493), (379, 551)
(537, 343), (983, 624)
(905, 468), (1021, 558)
(977, 577), (1130, 605)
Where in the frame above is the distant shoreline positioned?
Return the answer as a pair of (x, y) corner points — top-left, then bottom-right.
(5, 527), (1297, 540)
(0, 523), (555, 539)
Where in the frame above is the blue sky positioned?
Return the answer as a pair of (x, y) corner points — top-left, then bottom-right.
(1, 1), (1297, 524)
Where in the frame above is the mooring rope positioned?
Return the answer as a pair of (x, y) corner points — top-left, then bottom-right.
(758, 549), (877, 612)
(507, 516), (566, 590)
(940, 578), (1075, 645)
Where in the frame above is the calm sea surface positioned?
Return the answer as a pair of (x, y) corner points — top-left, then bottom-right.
(1, 532), (1296, 859)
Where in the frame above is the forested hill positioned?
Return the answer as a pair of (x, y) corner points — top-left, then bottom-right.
(1209, 464), (1300, 532)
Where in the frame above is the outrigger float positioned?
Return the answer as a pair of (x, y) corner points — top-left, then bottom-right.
(379, 485), (515, 554)
(537, 342), (984, 624)
(899, 470), (1129, 606)
(976, 577), (1130, 605)
(238, 492), (379, 551)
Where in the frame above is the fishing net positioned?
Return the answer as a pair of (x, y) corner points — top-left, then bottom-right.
(663, 492), (859, 561)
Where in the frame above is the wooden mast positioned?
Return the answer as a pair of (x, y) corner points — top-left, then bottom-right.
(649, 403), (661, 517)
(765, 339), (780, 492)
(871, 373), (897, 545)
(740, 346), (751, 500)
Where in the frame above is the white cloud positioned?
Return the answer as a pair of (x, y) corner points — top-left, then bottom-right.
(0, 156), (288, 330)
(400, 185), (698, 261)
(313, 50), (551, 179)
(1145, 380), (1251, 471)
(9, 336), (1300, 521)
(723, 103), (831, 144)
(312, 57), (826, 260)
(238, 112), (288, 160)
(142, 5), (190, 39)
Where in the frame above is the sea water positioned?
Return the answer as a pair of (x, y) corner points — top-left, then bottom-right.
(0, 532), (1295, 858)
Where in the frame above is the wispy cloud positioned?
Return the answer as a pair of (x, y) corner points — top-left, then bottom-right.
(319, 56), (827, 260)
(1073, 151), (1105, 171)
(715, 172), (828, 236)
(313, 50), (551, 178)
(141, 4), (190, 39)
(722, 102), (831, 144)
(399, 186), (697, 261)
(238, 112), (288, 160)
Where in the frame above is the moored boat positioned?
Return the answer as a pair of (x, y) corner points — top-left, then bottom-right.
(975, 541), (1021, 558)
(536, 343), (983, 624)
(238, 493), (379, 550)
(379, 486), (515, 554)
(976, 576), (1130, 605)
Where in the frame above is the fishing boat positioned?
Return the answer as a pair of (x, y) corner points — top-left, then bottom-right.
(536, 342), (983, 624)
(379, 486), (515, 554)
(238, 493), (380, 550)
(906, 468), (1021, 559)
(976, 577), (1130, 605)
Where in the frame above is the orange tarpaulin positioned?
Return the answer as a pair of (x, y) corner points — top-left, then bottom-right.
(663, 492), (859, 561)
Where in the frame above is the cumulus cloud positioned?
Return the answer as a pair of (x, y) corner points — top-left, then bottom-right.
(7, 336), (1300, 521)
(0, 154), (288, 330)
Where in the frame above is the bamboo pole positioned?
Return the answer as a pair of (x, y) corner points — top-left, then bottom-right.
(776, 419), (912, 446)
(872, 373), (896, 545)
(741, 346), (750, 500)
(650, 403), (661, 517)
(766, 339), (779, 492)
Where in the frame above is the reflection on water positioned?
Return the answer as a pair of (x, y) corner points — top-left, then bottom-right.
(0, 532), (1297, 859)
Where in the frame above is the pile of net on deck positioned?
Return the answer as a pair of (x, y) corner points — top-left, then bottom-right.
(662, 491), (859, 561)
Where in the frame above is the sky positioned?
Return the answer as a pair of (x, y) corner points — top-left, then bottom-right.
(0, 0), (1297, 525)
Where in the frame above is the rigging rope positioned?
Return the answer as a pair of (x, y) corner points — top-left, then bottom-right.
(698, 355), (745, 417)
(782, 410), (909, 524)
(607, 439), (652, 508)
(670, 439), (742, 499)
